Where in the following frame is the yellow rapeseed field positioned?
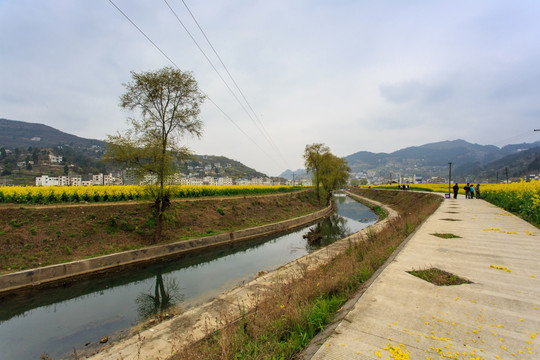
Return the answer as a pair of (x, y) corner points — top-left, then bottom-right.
(0, 184), (304, 204)
(361, 180), (540, 226)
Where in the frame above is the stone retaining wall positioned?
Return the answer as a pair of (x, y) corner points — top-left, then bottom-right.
(0, 203), (335, 295)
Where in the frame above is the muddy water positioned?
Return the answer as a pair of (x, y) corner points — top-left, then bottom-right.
(0, 196), (376, 359)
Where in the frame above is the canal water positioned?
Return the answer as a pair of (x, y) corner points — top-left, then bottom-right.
(0, 195), (377, 359)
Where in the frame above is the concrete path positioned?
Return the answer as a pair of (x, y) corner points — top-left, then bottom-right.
(309, 197), (540, 360)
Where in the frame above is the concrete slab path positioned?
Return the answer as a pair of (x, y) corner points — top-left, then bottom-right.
(309, 197), (540, 360)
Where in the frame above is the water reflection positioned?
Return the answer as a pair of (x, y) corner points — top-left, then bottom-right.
(135, 271), (184, 320)
(304, 213), (350, 249)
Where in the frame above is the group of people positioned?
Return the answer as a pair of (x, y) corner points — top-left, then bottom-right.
(452, 183), (480, 199)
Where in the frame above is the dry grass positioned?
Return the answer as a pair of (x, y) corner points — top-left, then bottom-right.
(408, 268), (472, 286)
(175, 189), (442, 360)
(431, 233), (461, 239)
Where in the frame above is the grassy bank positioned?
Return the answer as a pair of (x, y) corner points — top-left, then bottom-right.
(176, 189), (442, 360)
(0, 190), (321, 274)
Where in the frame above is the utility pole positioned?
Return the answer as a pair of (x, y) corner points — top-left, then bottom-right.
(292, 172), (295, 186)
(496, 170), (499, 184)
(448, 162), (452, 198)
(505, 167), (509, 184)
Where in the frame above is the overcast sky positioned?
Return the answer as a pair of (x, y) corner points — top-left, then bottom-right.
(2, 1), (540, 176)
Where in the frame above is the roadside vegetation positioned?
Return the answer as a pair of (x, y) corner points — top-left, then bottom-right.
(363, 180), (540, 227)
(0, 190), (320, 274)
(177, 188), (442, 360)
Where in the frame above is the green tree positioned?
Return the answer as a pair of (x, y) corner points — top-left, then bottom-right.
(318, 152), (350, 204)
(304, 143), (350, 205)
(32, 149), (39, 164)
(303, 143), (330, 204)
(106, 67), (205, 242)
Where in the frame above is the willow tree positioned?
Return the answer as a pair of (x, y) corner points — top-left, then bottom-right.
(303, 143), (330, 204)
(319, 152), (350, 204)
(304, 143), (349, 205)
(106, 67), (205, 242)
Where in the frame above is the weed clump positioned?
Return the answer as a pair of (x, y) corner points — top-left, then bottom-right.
(431, 232), (461, 239)
(408, 268), (472, 286)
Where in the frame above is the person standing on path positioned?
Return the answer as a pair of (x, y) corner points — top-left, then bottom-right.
(475, 184), (480, 198)
(453, 183), (459, 199)
(464, 183), (470, 199)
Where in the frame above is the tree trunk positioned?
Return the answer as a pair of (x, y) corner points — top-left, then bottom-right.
(153, 199), (163, 243)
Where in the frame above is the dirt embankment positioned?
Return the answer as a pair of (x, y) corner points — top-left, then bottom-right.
(0, 191), (321, 275)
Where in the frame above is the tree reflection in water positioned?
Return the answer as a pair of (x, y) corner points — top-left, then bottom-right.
(135, 269), (183, 320)
(304, 212), (351, 250)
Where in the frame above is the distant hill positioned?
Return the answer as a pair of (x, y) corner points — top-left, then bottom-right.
(283, 139), (540, 183)
(279, 168), (308, 181)
(454, 146), (540, 180)
(344, 139), (540, 182)
(347, 139), (501, 169)
(0, 118), (105, 149)
(0, 118), (267, 184)
(186, 155), (267, 179)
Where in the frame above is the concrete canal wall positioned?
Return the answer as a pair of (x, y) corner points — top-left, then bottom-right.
(0, 202), (335, 295)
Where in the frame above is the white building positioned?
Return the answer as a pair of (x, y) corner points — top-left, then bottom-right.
(92, 174), (103, 185)
(70, 175), (82, 186)
(35, 175), (58, 186)
(58, 175), (70, 186)
(48, 154), (63, 163)
(216, 176), (233, 185)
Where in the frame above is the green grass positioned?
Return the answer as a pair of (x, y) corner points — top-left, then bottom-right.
(372, 205), (387, 220)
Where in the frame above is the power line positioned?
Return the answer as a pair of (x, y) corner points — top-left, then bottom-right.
(165, 0), (289, 169)
(163, 0), (256, 127)
(162, 0), (286, 170)
(107, 0), (180, 69)
(107, 0), (283, 172)
(178, 0), (290, 168)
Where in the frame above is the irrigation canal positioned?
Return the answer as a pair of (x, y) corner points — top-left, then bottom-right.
(0, 195), (377, 359)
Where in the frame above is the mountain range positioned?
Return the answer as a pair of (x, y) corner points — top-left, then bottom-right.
(0, 118), (266, 182)
(343, 139), (540, 182)
(0, 118), (104, 149)
(2, 118), (539, 183)
(279, 139), (540, 182)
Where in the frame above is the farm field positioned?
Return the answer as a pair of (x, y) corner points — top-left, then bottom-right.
(0, 184), (304, 204)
